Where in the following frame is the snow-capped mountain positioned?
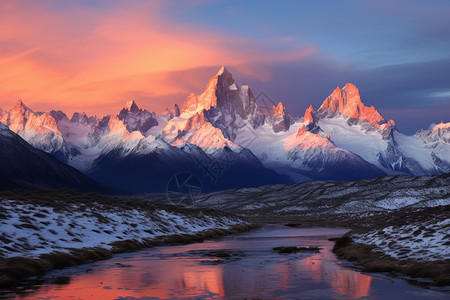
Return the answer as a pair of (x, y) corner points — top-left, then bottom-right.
(1, 100), (64, 153)
(163, 67), (265, 150)
(317, 84), (396, 138)
(314, 85), (449, 175)
(0, 66), (448, 193)
(413, 122), (450, 173)
(0, 123), (115, 193)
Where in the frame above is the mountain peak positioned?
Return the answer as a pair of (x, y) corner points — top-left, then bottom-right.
(342, 82), (358, 92)
(124, 100), (139, 112)
(303, 105), (315, 124)
(12, 99), (32, 112)
(163, 104), (181, 119)
(217, 65), (229, 76)
(433, 121), (450, 131)
(215, 66), (235, 89)
(270, 101), (294, 133)
(272, 102), (286, 117)
(181, 66), (237, 115)
(318, 83), (386, 128)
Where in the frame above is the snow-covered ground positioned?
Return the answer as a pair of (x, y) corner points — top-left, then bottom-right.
(353, 219), (450, 261)
(149, 173), (449, 263)
(0, 197), (241, 259)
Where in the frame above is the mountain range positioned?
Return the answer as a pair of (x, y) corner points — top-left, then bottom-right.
(0, 66), (449, 193)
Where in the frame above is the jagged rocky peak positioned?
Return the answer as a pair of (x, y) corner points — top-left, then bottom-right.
(181, 66), (235, 115)
(178, 66), (264, 141)
(318, 84), (383, 121)
(317, 83), (396, 136)
(163, 104), (180, 119)
(49, 110), (69, 122)
(0, 100), (64, 153)
(301, 105), (319, 132)
(6, 100), (34, 132)
(12, 99), (33, 113)
(433, 121), (450, 132)
(118, 100), (158, 136)
(216, 66), (236, 88)
(272, 102), (286, 117)
(270, 101), (294, 133)
(123, 99), (140, 113)
(181, 66), (245, 114)
(303, 105), (315, 124)
(415, 121), (450, 146)
(171, 110), (237, 153)
(24, 111), (61, 135)
(70, 112), (97, 126)
(119, 100), (141, 118)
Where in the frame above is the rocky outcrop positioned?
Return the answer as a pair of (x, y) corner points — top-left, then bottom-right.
(118, 100), (158, 136)
(317, 84), (395, 137)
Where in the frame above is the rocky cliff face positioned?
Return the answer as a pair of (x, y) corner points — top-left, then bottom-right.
(118, 100), (159, 136)
(317, 84), (395, 138)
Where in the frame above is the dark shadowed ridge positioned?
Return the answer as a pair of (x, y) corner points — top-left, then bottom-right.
(0, 125), (121, 194)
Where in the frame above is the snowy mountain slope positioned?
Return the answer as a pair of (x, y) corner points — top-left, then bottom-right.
(168, 111), (239, 153)
(88, 139), (290, 193)
(231, 107), (384, 181)
(0, 124), (115, 193)
(317, 118), (427, 175)
(282, 125), (385, 180)
(413, 122), (450, 173)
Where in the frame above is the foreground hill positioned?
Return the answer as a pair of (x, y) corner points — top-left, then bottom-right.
(0, 124), (116, 193)
(168, 173), (449, 217)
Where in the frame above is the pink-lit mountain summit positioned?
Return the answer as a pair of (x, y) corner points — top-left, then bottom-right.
(0, 67), (449, 192)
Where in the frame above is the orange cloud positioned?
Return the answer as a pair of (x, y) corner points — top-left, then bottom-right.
(0, 1), (315, 116)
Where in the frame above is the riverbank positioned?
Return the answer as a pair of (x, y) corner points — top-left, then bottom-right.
(333, 235), (450, 287)
(257, 205), (450, 287)
(0, 189), (259, 288)
(331, 205), (450, 287)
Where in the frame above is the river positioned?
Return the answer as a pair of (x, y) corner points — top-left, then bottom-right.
(3, 226), (448, 299)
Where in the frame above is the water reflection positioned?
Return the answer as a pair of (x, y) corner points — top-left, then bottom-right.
(7, 227), (448, 299)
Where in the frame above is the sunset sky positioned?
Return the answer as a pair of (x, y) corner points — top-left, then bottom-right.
(1, 0), (449, 134)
